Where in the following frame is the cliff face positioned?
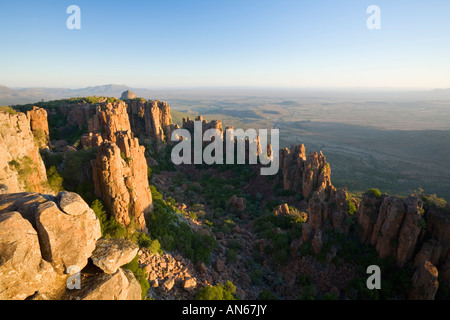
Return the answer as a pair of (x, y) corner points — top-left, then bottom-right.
(357, 193), (450, 299)
(358, 195), (426, 267)
(280, 144), (333, 199)
(0, 110), (48, 194)
(92, 131), (152, 232)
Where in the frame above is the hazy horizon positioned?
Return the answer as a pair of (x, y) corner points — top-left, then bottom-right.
(4, 83), (447, 91)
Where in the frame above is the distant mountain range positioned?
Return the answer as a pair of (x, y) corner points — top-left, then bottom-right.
(0, 84), (158, 105)
(1, 84), (450, 106)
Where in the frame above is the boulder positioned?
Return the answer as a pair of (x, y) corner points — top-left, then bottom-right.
(0, 212), (57, 300)
(91, 238), (139, 274)
(213, 259), (225, 272)
(36, 200), (101, 273)
(64, 268), (141, 300)
(183, 278), (197, 292)
(161, 277), (175, 292)
(58, 191), (91, 216)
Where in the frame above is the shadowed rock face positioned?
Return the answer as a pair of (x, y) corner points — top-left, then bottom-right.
(409, 261), (439, 300)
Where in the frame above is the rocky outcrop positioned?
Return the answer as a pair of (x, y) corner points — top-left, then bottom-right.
(27, 106), (49, 149)
(273, 203), (290, 216)
(127, 99), (173, 142)
(182, 116), (223, 134)
(87, 101), (132, 143)
(0, 191), (141, 300)
(280, 145), (305, 193)
(280, 144), (333, 199)
(91, 238), (139, 274)
(0, 109), (48, 193)
(121, 90), (136, 100)
(91, 131), (152, 232)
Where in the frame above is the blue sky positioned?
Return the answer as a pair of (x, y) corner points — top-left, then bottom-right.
(0, 0), (449, 88)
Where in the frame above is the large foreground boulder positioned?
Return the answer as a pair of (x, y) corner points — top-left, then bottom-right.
(36, 197), (101, 273)
(63, 268), (141, 300)
(0, 212), (57, 299)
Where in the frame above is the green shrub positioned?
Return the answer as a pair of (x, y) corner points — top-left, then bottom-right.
(258, 290), (278, 300)
(0, 106), (18, 114)
(422, 194), (447, 209)
(366, 188), (382, 199)
(195, 281), (237, 300)
(62, 147), (97, 203)
(47, 166), (64, 192)
(347, 200), (357, 215)
(122, 254), (150, 299)
(146, 198), (216, 263)
(91, 199), (127, 239)
(40, 150), (64, 169)
(9, 156), (35, 191)
(226, 249), (238, 264)
(130, 232), (162, 255)
(298, 285), (317, 300)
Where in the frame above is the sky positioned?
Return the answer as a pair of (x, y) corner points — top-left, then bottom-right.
(0, 0), (449, 89)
